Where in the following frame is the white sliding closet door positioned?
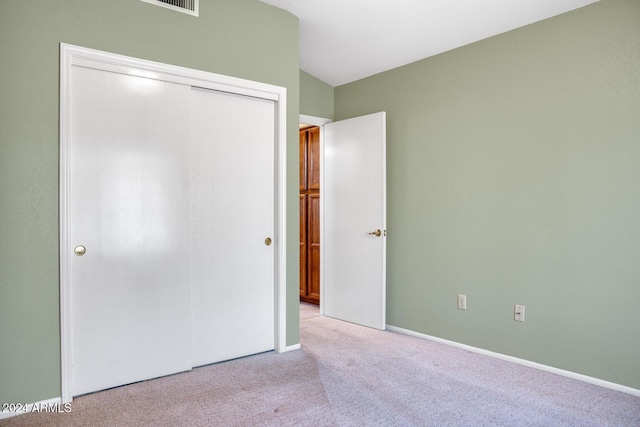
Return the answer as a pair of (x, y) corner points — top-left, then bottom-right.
(190, 88), (275, 367)
(63, 45), (283, 400)
(69, 67), (192, 396)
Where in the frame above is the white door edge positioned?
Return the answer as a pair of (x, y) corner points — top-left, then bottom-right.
(60, 43), (288, 403)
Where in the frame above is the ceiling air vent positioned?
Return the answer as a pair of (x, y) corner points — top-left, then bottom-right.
(140, 0), (199, 16)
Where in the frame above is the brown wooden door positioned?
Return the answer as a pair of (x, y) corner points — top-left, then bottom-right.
(300, 126), (320, 305)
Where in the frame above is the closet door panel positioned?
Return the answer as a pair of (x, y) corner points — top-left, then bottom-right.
(300, 130), (308, 191)
(69, 66), (192, 396)
(191, 87), (275, 367)
(308, 193), (321, 302)
(300, 194), (308, 297)
(308, 127), (321, 190)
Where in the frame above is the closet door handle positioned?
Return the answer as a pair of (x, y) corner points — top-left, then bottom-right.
(265, 237), (272, 246)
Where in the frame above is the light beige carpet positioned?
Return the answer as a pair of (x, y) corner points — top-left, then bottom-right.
(2, 303), (639, 426)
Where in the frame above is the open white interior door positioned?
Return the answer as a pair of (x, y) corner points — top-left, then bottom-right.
(323, 112), (386, 330)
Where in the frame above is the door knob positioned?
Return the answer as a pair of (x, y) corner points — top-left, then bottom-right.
(265, 237), (272, 246)
(74, 245), (86, 256)
(368, 229), (382, 237)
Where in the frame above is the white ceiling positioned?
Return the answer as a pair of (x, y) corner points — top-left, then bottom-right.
(259, 0), (599, 87)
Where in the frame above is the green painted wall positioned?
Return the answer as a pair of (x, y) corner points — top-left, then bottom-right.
(0, 0), (299, 405)
(335, 0), (640, 389)
(300, 70), (334, 119)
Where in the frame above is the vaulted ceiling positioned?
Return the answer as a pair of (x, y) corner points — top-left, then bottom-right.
(259, 0), (599, 86)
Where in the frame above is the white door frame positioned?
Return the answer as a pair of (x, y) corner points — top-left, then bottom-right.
(60, 43), (288, 403)
(299, 115), (331, 314)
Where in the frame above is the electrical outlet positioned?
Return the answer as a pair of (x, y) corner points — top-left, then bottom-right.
(457, 294), (467, 310)
(514, 305), (525, 322)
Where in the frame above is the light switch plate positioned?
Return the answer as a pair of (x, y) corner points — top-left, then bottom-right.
(457, 294), (467, 310)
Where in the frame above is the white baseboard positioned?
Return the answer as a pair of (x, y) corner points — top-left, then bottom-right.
(386, 324), (640, 398)
(283, 343), (301, 352)
(0, 397), (62, 420)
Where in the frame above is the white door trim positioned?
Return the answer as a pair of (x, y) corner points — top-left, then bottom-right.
(299, 114), (331, 127)
(60, 43), (288, 403)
